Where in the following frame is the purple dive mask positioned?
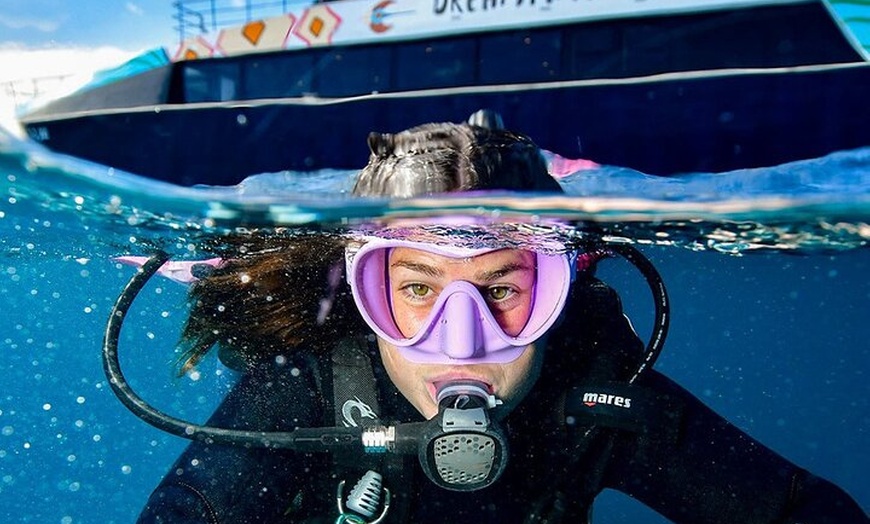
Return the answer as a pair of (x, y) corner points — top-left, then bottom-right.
(346, 238), (577, 364)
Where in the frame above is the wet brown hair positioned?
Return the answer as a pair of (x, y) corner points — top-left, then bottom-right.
(177, 116), (562, 373)
(177, 233), (364, 373)
(354, 122), (562, 197)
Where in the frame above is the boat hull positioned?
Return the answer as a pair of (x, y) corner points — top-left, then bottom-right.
(23, 64), (870, 186)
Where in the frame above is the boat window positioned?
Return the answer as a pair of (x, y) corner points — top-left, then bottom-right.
(394, 38), (476, 90)
(563, 3), (860, 80)
(479, 29), (561, 84)
(561, 24), (621, 79)
(182, 61), (241, 103)
(243, 53), (315, 99)
(314, 45), (391, 97)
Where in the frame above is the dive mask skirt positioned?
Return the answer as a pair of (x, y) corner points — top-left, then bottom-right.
(346, 237), (577, 364)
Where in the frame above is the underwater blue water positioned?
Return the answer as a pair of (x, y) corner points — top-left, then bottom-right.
(0, 132), (868, 523)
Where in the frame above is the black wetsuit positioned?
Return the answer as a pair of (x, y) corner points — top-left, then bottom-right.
(137, 279), (867, 524)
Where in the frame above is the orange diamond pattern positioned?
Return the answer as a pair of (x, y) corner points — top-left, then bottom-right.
(293, 5), (341, 46)
(309, 17), (324, 37)
(242, 21), (266, 45)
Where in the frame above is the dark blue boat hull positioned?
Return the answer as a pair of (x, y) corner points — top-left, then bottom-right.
(26, 64), (870, 186)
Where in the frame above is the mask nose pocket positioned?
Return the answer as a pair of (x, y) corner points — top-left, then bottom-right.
(438, 291), (484, 359)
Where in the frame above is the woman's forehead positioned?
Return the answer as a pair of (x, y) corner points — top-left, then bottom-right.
(388, 246), (535, 272)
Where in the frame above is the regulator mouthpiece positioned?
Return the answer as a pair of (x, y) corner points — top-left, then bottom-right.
(435, 380), (503, 410)
(417, 380), (509, 491)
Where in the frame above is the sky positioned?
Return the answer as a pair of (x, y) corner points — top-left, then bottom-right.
(0, 1), (181, 134)
(0, 0), (177, 51)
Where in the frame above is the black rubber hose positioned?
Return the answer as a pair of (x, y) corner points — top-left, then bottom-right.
(605, 244), (670, 383)
(102, 245), (669, 450)
(102, 251), (362, 451)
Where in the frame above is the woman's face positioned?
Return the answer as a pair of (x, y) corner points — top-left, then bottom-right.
(377, 247), (545, 419)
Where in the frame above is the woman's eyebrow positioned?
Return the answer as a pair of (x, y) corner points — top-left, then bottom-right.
(476, 262), (534, 282)
(390, 260), (443, 278)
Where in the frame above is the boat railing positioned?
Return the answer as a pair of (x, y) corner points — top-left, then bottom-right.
(172, 0), (312, 43)
(1, 74), (75, 107)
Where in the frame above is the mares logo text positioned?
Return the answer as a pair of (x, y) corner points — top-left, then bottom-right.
(582, 392), (632, 409)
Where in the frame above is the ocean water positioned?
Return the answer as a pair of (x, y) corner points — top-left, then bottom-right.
(0, 129), (868, 523)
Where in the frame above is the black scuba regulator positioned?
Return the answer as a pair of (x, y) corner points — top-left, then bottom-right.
(330, 380), (509, 492)
(103, 244), (668, 493)
(413, 380), (508, 490)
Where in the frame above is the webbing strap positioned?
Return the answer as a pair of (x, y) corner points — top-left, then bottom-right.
(331, 337), (381, 428)
(328, 337), (414, 523)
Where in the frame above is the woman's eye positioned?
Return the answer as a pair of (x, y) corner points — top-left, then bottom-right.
(487, 286), (512, 301)
(408, 284), (431, 297)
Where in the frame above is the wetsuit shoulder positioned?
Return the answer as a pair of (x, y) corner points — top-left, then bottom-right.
(137, 355), (330, 524)
(603, 370), (868, 523)
(545, 278), (866, 522)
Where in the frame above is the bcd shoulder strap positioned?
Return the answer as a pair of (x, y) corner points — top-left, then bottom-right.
(331, 336), (382, 429)
(326, 336), (414, 523)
